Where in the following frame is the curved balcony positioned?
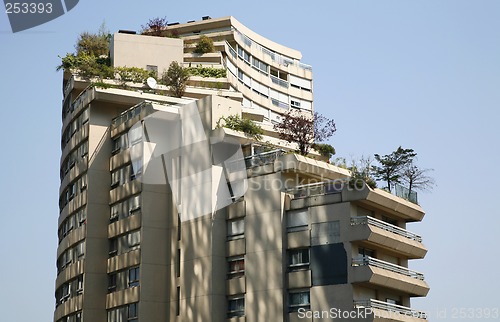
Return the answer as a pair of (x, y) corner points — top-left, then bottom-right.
(351, 256), (429, 297)
(350, 216), (427, 259)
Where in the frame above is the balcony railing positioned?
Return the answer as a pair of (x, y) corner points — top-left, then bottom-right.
(352, 256), (425, 280)
(351, 216), (422, 243)
(270, 75), (289, 88)
(287, 180), (348, 199)
(63, 75), (74, 98)
(111, 101), (154, 127)
(234, 29), (312, 71)
(393, 183), (418, 204)
(244, 149), (285, 168)
(354, 299), (427, 319)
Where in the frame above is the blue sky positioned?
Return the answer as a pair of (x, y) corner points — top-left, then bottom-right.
(1, 1), (499, 321)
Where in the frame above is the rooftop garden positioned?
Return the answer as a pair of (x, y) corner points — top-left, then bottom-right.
(57, 23), (226, 96)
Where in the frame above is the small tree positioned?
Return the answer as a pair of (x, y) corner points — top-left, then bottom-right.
(217, 115), (264, 140)
(274, 111), (336, 155)
(75, 23), (110, 57)
(194, 35), (215, 54)
(162, 61), (190, 98)
(141, 17), (168, 36)
(311, 143), (336, 160)
(372, 147), (417, 192)
(401, 162), (435, 193)
(349, 156), (377, 189)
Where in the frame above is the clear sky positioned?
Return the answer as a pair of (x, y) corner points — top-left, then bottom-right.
(1, 1), (499, 321)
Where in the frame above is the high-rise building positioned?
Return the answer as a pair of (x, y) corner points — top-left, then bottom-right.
(55, 16), (429, 322)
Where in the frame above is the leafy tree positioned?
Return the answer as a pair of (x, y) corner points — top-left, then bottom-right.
(311, 143), (336, 160)
(161, 61), (190, 98)
(194, 35), (215, 54)
(75, 23), (110, 57)
(372, 147), (417, 192)
(349, 156), (377, 189)
(273, 111), (336, 155)
(141, 17), (168, 36)
(401, 162), (435, 193)
(217, 115), (264, 140)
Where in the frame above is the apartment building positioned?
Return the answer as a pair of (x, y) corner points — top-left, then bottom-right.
(55, 16), (429, 322)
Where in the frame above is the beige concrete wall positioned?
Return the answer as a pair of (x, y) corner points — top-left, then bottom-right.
(111, 33), (184, 75)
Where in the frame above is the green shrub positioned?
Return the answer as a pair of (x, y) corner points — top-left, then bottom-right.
(161, 61), (190, 98)
(217, 115), (264, 140)
(312, 143), (336, 159)
(115, 66), (155, 85)
(186, 66), (226, 78)
(193, 35), (215, 54)
(74, 23), (110, 57)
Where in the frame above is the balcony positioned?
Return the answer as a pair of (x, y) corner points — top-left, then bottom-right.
(243, 149), (284, 168)
(351, 216), (421, 242)
(351, 256), (429, 297)
(354, 299), (427, 321)
(350, 216), (427, 259)
(287, 179), (425, 222)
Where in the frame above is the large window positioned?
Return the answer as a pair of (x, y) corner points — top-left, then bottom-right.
(128, 267), (140, 287)
(228, 296), (245, 318)
(110, 195), (141, 222)
(107, 303), (139, 322)
(228, 257), (245, 278)
(227, 218), (245, 239)
(286, 209), (308, 232)
(288, 248), (310, 270)
(109, 230), (141, 257)
(289, 290), (310, 311)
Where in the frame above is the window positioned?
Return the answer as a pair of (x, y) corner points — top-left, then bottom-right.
(287, 210), (308, 231)
(176, 286), (180, 316)
(176, 249), (181, 277)
(359, 247), (375, 258)
(128, 267), (140, 287)
(107, 303), (138, 322)
(109, 238), (118, 257)
(227, 218), (245, 239)
(228, 257), (245, 278)
(146, 64), (158, 77)
(76, 275), (83, 295)
(288, 249), (310, 269)
(108, 273), (117, 292)
(128, 302), (138, 322)
(289, 290), (310, 311)
(128, 230), (141, 250)
(228, 296), (245, 318)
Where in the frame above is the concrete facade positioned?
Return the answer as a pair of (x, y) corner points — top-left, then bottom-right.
(55, 16), (428, 322)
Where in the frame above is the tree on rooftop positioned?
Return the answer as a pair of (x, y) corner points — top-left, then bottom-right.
(273, 111), (336, 156)
(75, 23), (110, 57)
(217, 115), (264, 141)
(401, 161), (435, 194)
(162, 61), (190, 98)
(141, 17), (168, 36)
(194, 35), (215, 54)
(372, 146), (417, 192)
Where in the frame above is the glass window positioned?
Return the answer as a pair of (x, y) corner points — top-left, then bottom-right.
(128, 303), (138, 322)
(227, 219), (244, 239)
(128, 267), (140, 287)
(287, 210), (308, 231)
(228, 297), (245, 317)
(228, 257), (245, 278)
(288, 249), (310, 269)
(108, 273), (117, 292)
(289, 290), (310, 311)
